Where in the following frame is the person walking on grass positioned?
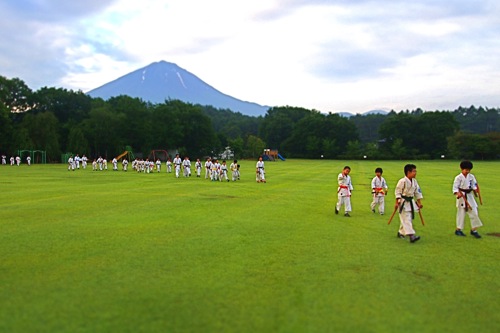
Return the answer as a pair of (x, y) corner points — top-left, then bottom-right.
(183, 156), (191, 177)
(75, 154), (80, 169)
(156, 158), (161, 173)
(370, 167), (388, 215)
(394, 164), (423, 243)
(195, 158), (202, 177)
(173, 154), (182, 178)
(256, 156), (266, 183)
(230, 159), (240, 181)
(122, 158), (128, 171)
(336, 166), (353, 217)
(68, 155), (74, 171)
(205, 157), (212, 179)
(166, 158), (172, 173)
(220, 160), (229, 182)
(453, 160), (483, 238)
(211, 159), (220, 181)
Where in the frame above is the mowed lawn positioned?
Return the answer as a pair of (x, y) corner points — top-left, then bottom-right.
(0, 160), (499, 333)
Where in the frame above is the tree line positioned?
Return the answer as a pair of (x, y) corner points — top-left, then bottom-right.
(1, 75), (499, 161)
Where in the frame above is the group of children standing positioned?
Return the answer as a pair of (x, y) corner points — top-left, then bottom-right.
(203, 157), (241, 182)
(335, 161), (484, 243)
(67, 154), (89, 170)
(65, 152), (268, 184)
(3, 155), (25, 166)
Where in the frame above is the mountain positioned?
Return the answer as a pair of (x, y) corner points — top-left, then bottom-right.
(338, 112), (355, 118)
(338, 110), (389, 118)
(87, 61), (269, 116)
(363, 109), (389, 115)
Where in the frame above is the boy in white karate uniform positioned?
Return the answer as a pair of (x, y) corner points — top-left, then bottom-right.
(453, 160), (483, 238)
(370, 167), (388, 215)
(335, 166), (353, 216)
(394, 164), (423, 243)
(256, 156), (266, 183)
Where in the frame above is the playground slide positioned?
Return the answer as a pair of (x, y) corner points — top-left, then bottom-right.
(278, 153), (286, 161)
(115, 151), (128, 160)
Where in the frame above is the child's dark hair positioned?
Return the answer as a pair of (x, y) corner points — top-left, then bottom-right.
(375, 167), (383, 173)
(404, 164), (416, 175)
(460, 160), (473, 170)
(343, 166), (351, 170)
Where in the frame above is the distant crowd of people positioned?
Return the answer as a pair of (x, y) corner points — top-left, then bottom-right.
(63, 153), (270, 183)
(2, 155), (31, 166)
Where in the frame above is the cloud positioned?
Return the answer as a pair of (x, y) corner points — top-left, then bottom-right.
(0, 0), (119, 89)
(0, 0), (499, 112)
(1, 0), (117, 22)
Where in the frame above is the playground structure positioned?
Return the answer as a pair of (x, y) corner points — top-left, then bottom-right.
(113, 147), (170, 163)
(220, 146), (234, 160)
(114, 145), (135, 162)
(18, 149), (47, 164)
(148, 149), (169, 162)
(263, 149), (285, 161)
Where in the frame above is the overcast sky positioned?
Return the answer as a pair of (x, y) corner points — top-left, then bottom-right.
(1, 0), (499, 113)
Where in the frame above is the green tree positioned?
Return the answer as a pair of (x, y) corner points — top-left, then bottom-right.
(67, 126), (90, 156)
(19, 112), (60, 160)
(452, 106), (499, 134)
(448, 132), (500, 160)
(151, 102), (182, 150)
(324, 113), (359, 157)
(342, 140), (362, 159)
(281, 111), (359, 158)
(391, 138), (407, 160)
(245, 135), (266, 158)
(106, 96), (151, 153)
(284, 112), (324, 157)
(416, 111), (459, 158)
(0, 103), (13, 153)
(83, 106), (125, 158)
(378, 110), (458, 159)
(378, 112), (414, 156)
(32, 87), (92, 123)
(349, 114), (387, 144)
(363, 142), (381, 160)
(202, 106), (260, 139)
(0, 76), (34, 113)
(228, 137), (244, 158)
(12, 127), (33, 152)
(175, 102), (215, 157)
(259, 106), (311, 152)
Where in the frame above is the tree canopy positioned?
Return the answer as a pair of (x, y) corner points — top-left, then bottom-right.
(0, 75), (498, 161)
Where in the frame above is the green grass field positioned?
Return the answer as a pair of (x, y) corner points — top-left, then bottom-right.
(1, 160), (499, 333)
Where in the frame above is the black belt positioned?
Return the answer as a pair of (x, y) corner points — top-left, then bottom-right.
(458, 188), (473, 211)
(399, 195), (415, 219)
